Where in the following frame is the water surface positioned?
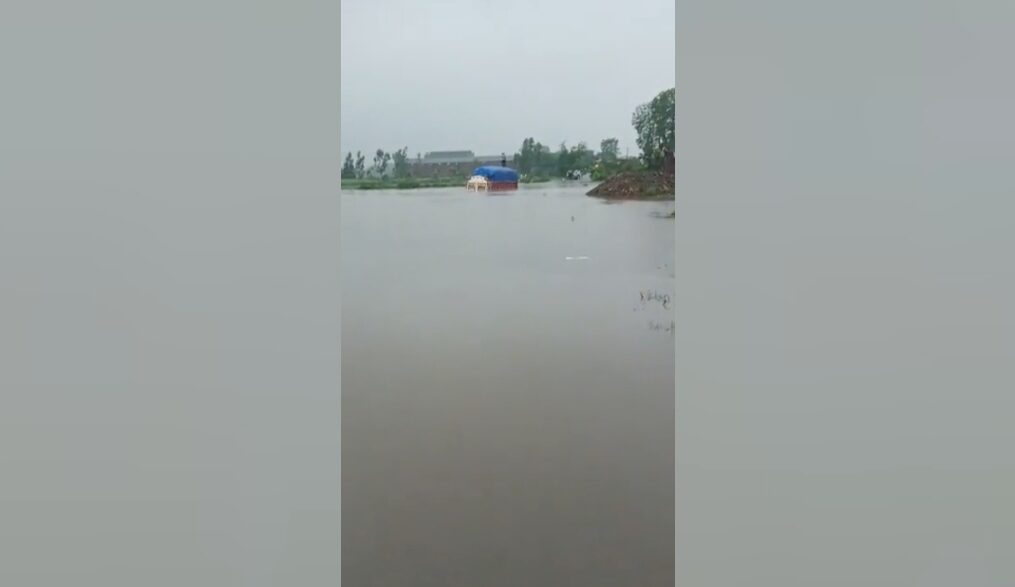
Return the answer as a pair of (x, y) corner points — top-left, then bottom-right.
(342, 183), (675, 586)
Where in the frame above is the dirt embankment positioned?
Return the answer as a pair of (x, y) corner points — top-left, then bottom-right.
(586, 170), (675, 201)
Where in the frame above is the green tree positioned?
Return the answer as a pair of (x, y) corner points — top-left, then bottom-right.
(372, 149), (386, 176)
(524, 141), (554, 177)
(341, 152), (356, 179)
(599, 138), (619, 164)
(556, 142), (571, 177)
(392, 146), (410, 178)
(632, 88), (675, 170)
(570, 141), (594, 172)
(515, 137), (537, 175)
(355, 151), (366, 178)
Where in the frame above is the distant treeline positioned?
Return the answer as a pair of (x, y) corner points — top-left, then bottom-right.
(517, 87), (674, 180)
(512, 138), (643, 181)
(341, 87), (674, 183)
(341, 148), (412, 180)
(340, 140), (640, 183)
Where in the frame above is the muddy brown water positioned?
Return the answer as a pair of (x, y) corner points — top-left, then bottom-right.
(342, 183), (675, 586)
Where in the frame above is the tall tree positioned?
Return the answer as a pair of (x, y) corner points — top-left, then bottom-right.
(570, 141), (594, 172)
(355, 151), (366, 178)
(599, 138), (619, 164)
(372, 149), (386, 176)
(539, 142), (556, 176)
(516, 137), (537, 175)
(632, 88), (675, 170)
(557, 142), (571, 177)
(341, 152), (356, 179)
(392, 147), (410, 178)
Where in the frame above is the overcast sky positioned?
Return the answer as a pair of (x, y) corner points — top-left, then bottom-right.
(341, 0), (674, 159)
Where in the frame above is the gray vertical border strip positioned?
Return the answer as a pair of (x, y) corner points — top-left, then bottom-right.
(338, 0), (344, 582)
(0, 2), (342, 585)
(676, 0), (1015, 585)
(673, 1), (680, 583)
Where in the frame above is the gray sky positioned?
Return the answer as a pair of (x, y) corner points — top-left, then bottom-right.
(341, 0), (674, 159)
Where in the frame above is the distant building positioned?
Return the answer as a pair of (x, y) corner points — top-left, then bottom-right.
(476, 154), (508, 167)
(409, 150), (516, 178)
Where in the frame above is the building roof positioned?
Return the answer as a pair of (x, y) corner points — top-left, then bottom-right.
(422, 150), (474, 160)
(412, 150), (512, 165)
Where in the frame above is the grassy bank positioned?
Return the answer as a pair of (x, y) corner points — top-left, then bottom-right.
(341, 177), (465, 190)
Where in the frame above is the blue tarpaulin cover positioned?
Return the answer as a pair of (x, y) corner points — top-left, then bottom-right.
(471, 166), (519, 182)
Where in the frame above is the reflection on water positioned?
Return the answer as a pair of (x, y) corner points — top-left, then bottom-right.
(342, 183), (674, 587)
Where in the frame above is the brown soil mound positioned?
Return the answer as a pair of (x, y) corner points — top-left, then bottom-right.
(586, 170), (675, 200)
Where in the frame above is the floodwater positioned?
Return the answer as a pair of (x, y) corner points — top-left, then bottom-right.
(342, 183), (675, 586)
